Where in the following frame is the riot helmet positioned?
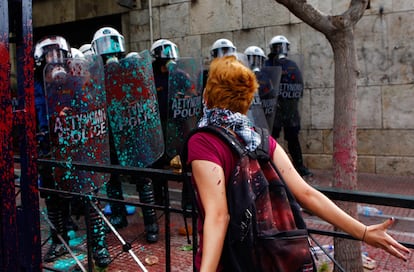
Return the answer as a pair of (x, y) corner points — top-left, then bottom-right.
(126, 51), (141, 59)
(34, 35), (71, 81)
(244, 46), (266, 72)
(79, 43), (94, 56)
(71, 48), (85, 59)
(91, 27), (125, 63)
(210, 38), (236, 59)
(34, 35), (71, 67)
(269, 35), (290, 58)
(150, 39), (179, 60)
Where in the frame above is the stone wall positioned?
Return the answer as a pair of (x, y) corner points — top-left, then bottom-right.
(32, 0), (414, 175)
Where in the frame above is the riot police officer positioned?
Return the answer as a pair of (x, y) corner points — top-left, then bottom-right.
(150, 39), (179, 134)
(34, 35), (71, 263)
(149, 39), (180, 208)
(34, 35), (111, 267)
(244, 45), (278, 130)
(266, 35), (313, 177)
(91, 26), (129, 230)
(92, 26), (159, 243)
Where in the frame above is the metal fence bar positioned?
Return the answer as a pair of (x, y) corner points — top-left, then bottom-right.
(35, 158), (190, 181)
(24, 157), (414, 269)
(15, 0), (42, 270)
(314, 185), (414, 209)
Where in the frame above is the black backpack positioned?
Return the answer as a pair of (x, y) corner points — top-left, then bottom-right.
(184, 125), (315, 272)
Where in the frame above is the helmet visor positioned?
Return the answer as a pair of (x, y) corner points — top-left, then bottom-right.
(247, 55), (265, 70)
(154, 44), (179, 59)
(211, 47), (236, 58)
(270, 43), (289, 56)
(93, 35), (125, 56)
(44, 47), (66, 64)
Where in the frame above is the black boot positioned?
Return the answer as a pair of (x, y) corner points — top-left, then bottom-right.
(93, 242), (111, 268)
(145, 223), (159, 243)
(138, 178), (159, 243)
(44, 203), (69, 262)
(89, 201), (111, 268)
(44, 243), (69, 262)
(109, 203), (128, 229)
(106, 174), (128, 229)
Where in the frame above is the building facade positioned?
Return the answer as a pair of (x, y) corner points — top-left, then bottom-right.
(31, 0), (414, 176)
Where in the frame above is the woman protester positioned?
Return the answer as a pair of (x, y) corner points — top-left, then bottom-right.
(185, 55), (410, 271)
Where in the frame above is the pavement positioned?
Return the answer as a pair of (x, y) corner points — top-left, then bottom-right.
(39, 169), (414, 272)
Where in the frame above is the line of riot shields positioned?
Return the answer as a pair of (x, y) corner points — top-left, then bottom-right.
(43, 51), (281, 193)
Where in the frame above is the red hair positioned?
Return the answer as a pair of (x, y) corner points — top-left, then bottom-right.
(204, 56), (259, 114)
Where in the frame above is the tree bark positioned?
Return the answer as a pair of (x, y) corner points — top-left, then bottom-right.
(329, 27), (362, 272)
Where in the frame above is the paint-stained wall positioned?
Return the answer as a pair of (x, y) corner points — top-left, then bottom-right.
(32, 0), (414, 175)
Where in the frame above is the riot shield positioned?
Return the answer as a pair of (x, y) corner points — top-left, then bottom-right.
(166, 57), (203, 158)
(104, 50), (164, 167)
(234, 51), (249, 67)
(247, 93), (269, 130)
(44, 55), (110, 193)
(256, 66), (282, 131)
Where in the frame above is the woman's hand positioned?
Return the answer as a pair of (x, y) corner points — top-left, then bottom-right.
(363, 218), (410, 261)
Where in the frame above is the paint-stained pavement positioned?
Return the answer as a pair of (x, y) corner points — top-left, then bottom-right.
(40, 170), (414, 271)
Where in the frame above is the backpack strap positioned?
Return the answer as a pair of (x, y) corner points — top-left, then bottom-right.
(251, 127), (270, 161)
(180, 124), (248, 197)
(180, 124), (250, 212)
(187, 125), (249, 159)
(182, 125), (241, 164)
(180, 124), (248, 222)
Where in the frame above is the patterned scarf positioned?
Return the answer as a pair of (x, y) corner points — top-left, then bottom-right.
(198, 108), (261, 151)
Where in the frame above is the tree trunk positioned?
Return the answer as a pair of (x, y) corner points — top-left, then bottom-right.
(329, 29), (363, 272)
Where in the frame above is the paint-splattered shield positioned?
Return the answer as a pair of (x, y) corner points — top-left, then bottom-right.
(255, 66), (282, 131)
(44, 56), (110, 193)
(166, 58), (203, 158)
(104, 50), (164, 167)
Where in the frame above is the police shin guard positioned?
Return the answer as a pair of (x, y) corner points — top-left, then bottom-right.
(89, 201), (111, 268)
(44, 205), (69, 262)
(138, 178), (159, 243)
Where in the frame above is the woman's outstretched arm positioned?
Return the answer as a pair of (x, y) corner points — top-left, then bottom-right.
(272, 144), (410, 261)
